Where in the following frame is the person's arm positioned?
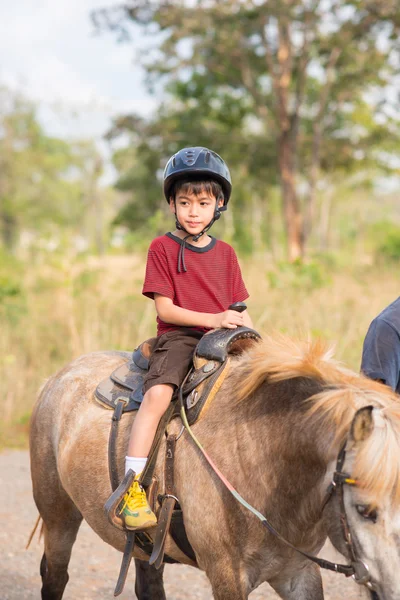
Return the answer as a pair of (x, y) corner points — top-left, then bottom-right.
(361, 318), (400, 392)
(154, 294), (245, 329)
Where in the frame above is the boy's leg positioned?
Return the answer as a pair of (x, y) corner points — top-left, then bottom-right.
(119, 329), (202, 530)
(128, 384), (174, 458)
(120, 384), (173, 530)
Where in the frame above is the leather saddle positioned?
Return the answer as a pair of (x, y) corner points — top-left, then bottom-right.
(95, 326), (261, 423)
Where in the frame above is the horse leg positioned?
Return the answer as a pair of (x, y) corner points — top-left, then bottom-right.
(268, 562), (324, 600)
(33, 473), (83, 600)
(206, 560), (248, 600)
(134, 559), (166, 600)
(39, 505), (83, 600)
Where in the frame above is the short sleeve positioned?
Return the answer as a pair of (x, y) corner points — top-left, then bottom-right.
(142, 241), (174, 300)
(230, 248), (249, 303)
(360, 318), (400, 392)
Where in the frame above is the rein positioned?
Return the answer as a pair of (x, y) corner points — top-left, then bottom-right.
(179, 382), (379, 598)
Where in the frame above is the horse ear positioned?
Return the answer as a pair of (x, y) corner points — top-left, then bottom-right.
(350, 406), (374, 443)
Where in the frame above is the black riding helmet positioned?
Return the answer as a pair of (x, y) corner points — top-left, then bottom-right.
(163, 147), (232, 204)
(163, 147), (232, 273)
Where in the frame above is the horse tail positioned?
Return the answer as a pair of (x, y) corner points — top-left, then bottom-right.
(26, 514), (43, 549)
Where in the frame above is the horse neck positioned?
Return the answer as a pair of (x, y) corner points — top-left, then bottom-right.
(196, 375), (335, 534)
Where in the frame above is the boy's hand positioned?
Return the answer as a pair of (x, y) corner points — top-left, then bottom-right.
(212, 310), (244, 329)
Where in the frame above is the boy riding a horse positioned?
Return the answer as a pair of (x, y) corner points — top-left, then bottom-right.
(116, 146), (253, 530)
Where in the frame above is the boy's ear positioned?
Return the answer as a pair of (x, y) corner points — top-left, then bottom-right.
(217, 198), (224, 209)
(169, 199), (176, 214)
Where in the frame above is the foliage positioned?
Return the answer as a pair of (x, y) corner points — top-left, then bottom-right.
(375, 222), (400, 262)
(266, 259), (331, 290)
(95, 0), (400, 259)
(0, 248), (26, 322)
(0, 86), (113, 255)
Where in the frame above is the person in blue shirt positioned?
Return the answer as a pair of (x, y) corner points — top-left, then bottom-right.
(360, 297), (400, 393)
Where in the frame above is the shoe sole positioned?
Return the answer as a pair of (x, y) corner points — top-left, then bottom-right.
(125, 520), (157, 531)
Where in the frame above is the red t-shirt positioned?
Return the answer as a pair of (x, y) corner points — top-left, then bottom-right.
(142, 233), (249, 335)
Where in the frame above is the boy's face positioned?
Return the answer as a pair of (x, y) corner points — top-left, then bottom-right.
(169, 190), (223, 237)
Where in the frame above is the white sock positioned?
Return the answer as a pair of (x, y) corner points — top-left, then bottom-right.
(125, 456), (148, 477)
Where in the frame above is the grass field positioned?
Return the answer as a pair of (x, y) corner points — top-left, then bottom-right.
(1, 251), (398, 448)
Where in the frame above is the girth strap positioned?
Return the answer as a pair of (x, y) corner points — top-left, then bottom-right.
(109, 399), (126, 491)
(149, 435), (177, 569)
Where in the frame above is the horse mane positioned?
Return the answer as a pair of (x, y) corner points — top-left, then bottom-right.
(235, 334), (400, 506)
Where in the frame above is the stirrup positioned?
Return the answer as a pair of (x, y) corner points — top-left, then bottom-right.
(104, 469), (136, 530)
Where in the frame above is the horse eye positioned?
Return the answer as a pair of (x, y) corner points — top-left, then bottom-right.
(356, 504), (378, 523)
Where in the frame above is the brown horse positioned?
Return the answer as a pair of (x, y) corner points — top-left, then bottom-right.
(30, 334), (400, 600)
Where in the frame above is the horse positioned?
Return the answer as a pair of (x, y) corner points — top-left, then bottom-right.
(29, 333), (400, 600)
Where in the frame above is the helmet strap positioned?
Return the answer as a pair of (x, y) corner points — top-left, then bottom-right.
(175, 204), (226, 240)
(174, 202), (227, 271)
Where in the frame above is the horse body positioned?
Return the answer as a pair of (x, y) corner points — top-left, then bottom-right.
(30, 338), (400, 599)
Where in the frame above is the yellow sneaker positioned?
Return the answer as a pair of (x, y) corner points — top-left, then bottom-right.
(119, 480), (157, 530)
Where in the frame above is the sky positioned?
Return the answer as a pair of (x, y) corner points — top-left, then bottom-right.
(0, 0), (157, 143)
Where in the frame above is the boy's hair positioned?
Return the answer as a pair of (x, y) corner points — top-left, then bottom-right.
(170, 178), (224, 203)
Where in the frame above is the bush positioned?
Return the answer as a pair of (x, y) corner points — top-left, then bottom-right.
(0, 252), (26, 321)
(377, 228), (400, 262)
(266, 259), (331, 291)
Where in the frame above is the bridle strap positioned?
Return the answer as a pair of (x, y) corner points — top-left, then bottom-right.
(334, 448), (377, 598)
(259, 511), (355, 576)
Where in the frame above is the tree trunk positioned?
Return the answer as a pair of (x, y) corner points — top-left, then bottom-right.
(303, 121), (321, 253)
(278, 132), (303, 261)
(318, 189), (333, 251)
(0, 209), (17, 252)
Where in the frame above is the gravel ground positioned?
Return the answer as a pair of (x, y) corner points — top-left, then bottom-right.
(0, 450), (367, 600)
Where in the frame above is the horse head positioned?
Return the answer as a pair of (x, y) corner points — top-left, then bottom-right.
(324, 404), (400, 600)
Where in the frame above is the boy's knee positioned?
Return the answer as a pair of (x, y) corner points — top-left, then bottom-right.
(143, 384), (174, 409)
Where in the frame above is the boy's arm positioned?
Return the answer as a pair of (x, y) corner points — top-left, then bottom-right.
(154, 294), (245, 330)
(242, 310), (253, 328)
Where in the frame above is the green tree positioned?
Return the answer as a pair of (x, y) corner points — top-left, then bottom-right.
(94, 0), (400, 260)
(0, 87), (110, 254)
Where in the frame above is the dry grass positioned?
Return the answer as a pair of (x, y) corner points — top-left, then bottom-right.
(0, 252), (398, 447)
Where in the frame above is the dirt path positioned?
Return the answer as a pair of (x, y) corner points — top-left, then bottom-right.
(0, 450), (366, 600)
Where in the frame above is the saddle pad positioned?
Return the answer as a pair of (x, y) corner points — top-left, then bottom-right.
(94, 378), (142, 412)
(111, 362), (141, 391)
(94, 359), (146, 412)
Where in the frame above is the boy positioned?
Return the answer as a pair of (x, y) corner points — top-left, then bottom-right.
(119, 146), (253, 530)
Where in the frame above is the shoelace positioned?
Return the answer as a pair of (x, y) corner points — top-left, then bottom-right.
(120, 481), (148, 512)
